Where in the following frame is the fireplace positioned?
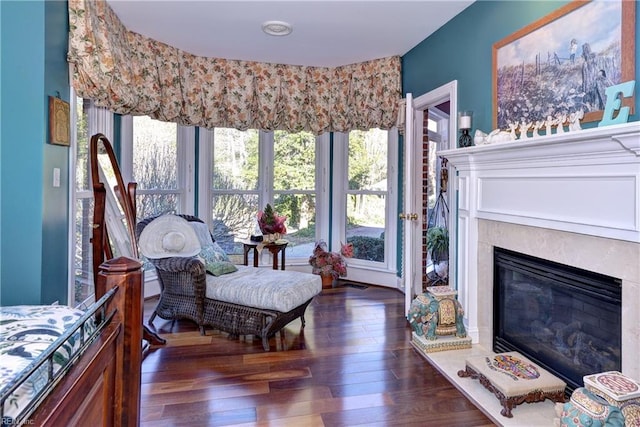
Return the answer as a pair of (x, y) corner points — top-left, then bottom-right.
(493, 247), (621, 391)
(439, 122), (640, 382)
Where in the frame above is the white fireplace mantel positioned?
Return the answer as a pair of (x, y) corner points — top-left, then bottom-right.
(440, 122), (640, 243)
(437, 121), (640, 380)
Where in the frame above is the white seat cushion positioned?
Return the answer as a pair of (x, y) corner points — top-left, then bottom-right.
(205, 266), (322, 312)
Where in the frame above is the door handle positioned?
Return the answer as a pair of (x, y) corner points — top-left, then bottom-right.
(399, 213), (419, 220)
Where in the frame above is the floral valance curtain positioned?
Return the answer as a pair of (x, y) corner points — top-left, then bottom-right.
(67, 0), (401, 135)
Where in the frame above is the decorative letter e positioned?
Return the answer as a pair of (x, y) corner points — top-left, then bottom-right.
(598, 80), (636, 127)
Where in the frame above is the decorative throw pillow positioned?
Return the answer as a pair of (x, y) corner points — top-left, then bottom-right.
(188, 221), (235, 275)
(205, 261), (238, 276)
(190, 221), (216, 247)
(198, 241), (230, 262)
(198, 241), (236, 275)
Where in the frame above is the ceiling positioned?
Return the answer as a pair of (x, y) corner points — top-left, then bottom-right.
(106, 1), (474, 68)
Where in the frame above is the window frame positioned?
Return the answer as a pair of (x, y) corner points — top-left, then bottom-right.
(332, 129), (399, 280)
(198, 129), (329, 262)
(68, 94), (115, 307)
(120, 115), (196, 217)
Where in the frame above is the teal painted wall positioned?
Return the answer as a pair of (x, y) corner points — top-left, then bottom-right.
(1, 1), (46, 305)
(0, 0), (69, 305)
(402, 1), (640, 135)
(0, 1), (3, 297)
(42, 0), (70, 304)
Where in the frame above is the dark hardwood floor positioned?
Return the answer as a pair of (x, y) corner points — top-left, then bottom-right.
(140, 282), (494, 426)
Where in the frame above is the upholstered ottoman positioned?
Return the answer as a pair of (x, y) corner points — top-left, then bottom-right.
(457, 351), (566, 418)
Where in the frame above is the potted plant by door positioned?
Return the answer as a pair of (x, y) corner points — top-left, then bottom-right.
(426, 226), (449, 282)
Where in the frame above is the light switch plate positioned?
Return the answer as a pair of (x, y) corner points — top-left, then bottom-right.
(53, 168), (61, 187)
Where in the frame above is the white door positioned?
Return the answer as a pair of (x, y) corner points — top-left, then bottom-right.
(402, 82), (458, 316)
(402, 93), (422, 315)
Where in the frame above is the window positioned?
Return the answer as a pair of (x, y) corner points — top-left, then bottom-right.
(119, 116), (195, 222)
(345, 129), (389, 263)
(70, 98), (92, 307)
(129, 117), (179, 219)
(69, 97), (114, 307)
(273, 130), (318, 258)
(208, 128), (260, 255)
(332, 129), (398, 284)
(201, 129), (323, 260)
(71, 113), (193, 303)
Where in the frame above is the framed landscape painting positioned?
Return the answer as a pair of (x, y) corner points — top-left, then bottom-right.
(492, 0), (635, 130)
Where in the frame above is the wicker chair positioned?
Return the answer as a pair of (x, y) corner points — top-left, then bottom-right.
(136, 214), (208, 335)
(136, 214), (315, 350)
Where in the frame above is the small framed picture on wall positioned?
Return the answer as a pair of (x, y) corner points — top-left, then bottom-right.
(49, 96), (70, 146)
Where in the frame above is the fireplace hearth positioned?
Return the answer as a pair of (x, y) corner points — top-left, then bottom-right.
(494, 247), (621, 392)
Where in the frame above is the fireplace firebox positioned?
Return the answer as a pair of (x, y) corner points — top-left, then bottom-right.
(493, 247), (621, 392)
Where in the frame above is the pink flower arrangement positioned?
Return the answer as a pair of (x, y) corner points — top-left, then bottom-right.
(340, 242), (354, 258)
(257, 204), (287, 235)
(309, 241), (348, 279)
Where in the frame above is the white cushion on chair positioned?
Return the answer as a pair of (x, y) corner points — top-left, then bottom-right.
(205, 266), (321, 312)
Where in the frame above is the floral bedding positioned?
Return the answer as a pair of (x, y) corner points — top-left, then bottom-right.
(0, 305), (95, 422)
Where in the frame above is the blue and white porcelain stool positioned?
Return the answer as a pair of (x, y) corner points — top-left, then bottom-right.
(584, 371), (640, 426)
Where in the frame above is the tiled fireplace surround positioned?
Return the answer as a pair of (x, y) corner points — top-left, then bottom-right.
(433, 122), (640, 423)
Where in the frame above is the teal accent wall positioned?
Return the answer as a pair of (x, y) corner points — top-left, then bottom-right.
(42, 0), (71, 304)
(0, 0), (69, 305)
(402, 0), (640, 134)
(1, 1), (46, 305)
(0, 1), (3, 298)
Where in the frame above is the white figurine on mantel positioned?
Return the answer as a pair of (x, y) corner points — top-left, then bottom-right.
(508, 122), (518, 140)
(545, 115), (554, 135)
(518, 119), (532, 140)
(474, 128), (514, 145)
(568, 109), (584, 131)
(533, 120), (545, 137)
(473, 129), (487, 145)
(556, 113), (567, 134)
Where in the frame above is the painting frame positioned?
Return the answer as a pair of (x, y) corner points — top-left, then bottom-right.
(492, 0), (635, 130)
(49, 96), (70, 146)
